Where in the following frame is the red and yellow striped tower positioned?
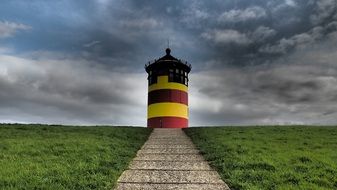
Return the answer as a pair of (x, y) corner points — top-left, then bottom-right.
(145, 48), (191, 128)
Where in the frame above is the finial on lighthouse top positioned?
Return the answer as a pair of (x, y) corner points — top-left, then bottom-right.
(165, 48), (171, 55)
(166, 38), (171, 55)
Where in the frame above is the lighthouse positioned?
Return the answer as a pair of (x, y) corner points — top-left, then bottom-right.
(145, 48), (191, 128)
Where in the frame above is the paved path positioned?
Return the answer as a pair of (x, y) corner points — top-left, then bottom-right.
(115, 128), (230, 190)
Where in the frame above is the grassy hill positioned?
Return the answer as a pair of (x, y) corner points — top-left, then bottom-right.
(1, 124), (336, 189)
(0, 124), (152, 189)
(185, 126), (337, 190)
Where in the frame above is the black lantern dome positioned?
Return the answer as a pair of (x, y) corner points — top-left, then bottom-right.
(145, 48), (191, 86)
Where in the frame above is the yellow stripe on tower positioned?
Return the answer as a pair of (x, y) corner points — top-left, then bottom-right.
(148, 103), (188, 119)
(149, 76), (188, 92)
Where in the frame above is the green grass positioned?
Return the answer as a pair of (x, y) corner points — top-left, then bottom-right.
(0, 124), (152, 190)
(184, 126), (337, 190)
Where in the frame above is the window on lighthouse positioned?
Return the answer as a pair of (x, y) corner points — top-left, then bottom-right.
(168, 68), (188, 86)
(149, 72), (157, 85)
(169, 69), (174, 82)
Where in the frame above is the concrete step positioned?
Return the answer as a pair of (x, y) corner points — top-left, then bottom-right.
(147, 137), (190, 140)
(143, 144), (196, 149)
(151, 131), (185, 134)
(147, 139), (191, 142)
(115, 183), (230, 190)
(144, 141), (195, 145)
(151, 128), (182, 130)
(118, 170), (225, 184)
(129, 160), (212, 170)
(137, 148), (199, 154)
(150, 132), (185, 134)
(134, 154), (205, 161)
(145, 139), (192, 142)
(151, 129), (183, 131)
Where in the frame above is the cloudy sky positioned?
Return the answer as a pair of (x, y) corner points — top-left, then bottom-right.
(1, 0), (337, 126)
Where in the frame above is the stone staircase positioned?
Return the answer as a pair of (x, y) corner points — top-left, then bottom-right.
(115, 128), (230, 190)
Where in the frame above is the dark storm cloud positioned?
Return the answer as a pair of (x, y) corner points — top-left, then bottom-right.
(1, 0), (337, 125)
(2, 0), (336, 67)
(189, 32), (337, 125)
(0, 54), (147, 124)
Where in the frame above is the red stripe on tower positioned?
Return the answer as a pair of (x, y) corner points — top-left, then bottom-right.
(148, 117), (188, 128)
(148, 89), (188, 105)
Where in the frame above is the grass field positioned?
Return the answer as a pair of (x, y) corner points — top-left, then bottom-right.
(185, 126), (337, 190)
(0, 124), (152, 190)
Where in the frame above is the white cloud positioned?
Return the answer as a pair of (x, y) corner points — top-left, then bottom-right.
(181, 1), (210, 29)
(83, 40), (101, 48)
(120, 18), (162, 29)
(285, 0), (297, 7)
(0, 46), (12, 54)
(202, 29), (251, 45)
(96, 0), (112, 5)
(259, 26), (325, 54)
(0, 21), (31, 38)
(218, 6), (266, 23)
(252, 26), (277, 42)
(269, 0), (299, 14)
(310, 0), (336, 25)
